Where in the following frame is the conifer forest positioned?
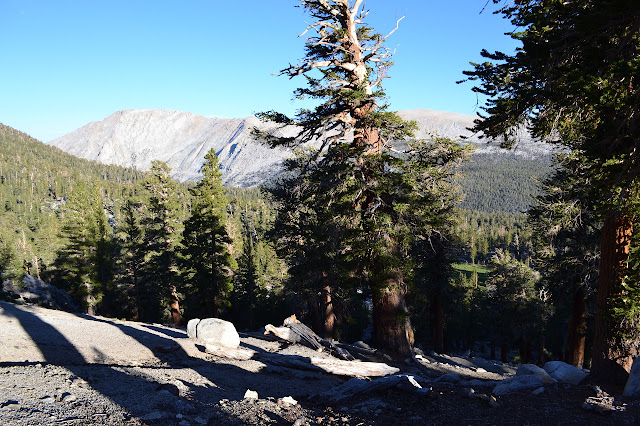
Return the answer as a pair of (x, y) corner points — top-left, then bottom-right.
(2, 0), (639, 386)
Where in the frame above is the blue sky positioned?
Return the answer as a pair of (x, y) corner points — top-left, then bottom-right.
(0, 1), (519, 142)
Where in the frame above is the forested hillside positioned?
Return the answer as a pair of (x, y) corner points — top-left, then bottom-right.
(459, 153), (554, 214)
(0, 123), (286, 324)
(0, 123), (146, 279)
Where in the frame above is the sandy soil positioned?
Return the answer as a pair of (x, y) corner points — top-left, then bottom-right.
(1, 300), (639, 425)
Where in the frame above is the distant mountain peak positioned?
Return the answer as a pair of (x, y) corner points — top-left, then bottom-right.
(50, 108), (554, 187)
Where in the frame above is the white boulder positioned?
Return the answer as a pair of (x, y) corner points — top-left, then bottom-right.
(543, 361), (588, 385)
(186, 318), (240, 348)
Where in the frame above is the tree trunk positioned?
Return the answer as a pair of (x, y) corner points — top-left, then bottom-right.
(537, 337), (545, 365)
(591, 211), (637, 383)
(321, 274), (335, 340)
(372, 275), (413, 361)
(565, 285), (587, 368)
(431, 286), (445, 353)
(168, 285), (182, 325)
(501, 338), (509, 363)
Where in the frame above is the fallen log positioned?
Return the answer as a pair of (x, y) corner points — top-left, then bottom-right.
(255, 353), (399, 377)
(265, 315), (354, 361)
(264, 324), (302, 345)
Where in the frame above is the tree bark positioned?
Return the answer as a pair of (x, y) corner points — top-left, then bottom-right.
(168, 285), (182, 326)
(591, 211), (637, 383)
(431, 286), (445, 353)
(321, 275), (335, 340)
(500, 338), (509, 363)
(565, 285), (587, 368)
(372, 275), (413, 361)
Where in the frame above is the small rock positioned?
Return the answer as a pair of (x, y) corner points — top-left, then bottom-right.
(244, 389), (259, 400)
(278, 396), (298, 406)
(70, 378), (89, 388)
(293, 419), (307, 426)
(61, 393), (77, 403)
(156, 383), (180, 396)
(141, 411), (166, 421)
(532, 387), (545, 395)
(476, 367), (487, 373)
(193, 417), (207, 425)
(40, 396), (56, 404)
(582, 396), (625, 414)
(435, 373), (462, 384)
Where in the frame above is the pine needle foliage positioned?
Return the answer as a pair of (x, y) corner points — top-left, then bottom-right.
(258, 0), (471, 358)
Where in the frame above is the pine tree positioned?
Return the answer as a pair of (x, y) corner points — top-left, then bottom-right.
(115, 199), (146, 320)
(228, 192), (286, 330)
(462, 0), (640, 382)
(181, 150), (234, 319)
(266, 149), (345, 338)
(52, 184), (111, 315)
(139, 161), (182, 323)
(528, 151), (601, 368)
(485, 249), (548, 363)
(257, 1), (470, 359)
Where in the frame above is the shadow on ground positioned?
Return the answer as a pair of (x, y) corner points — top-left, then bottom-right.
(0, 301), (342, 424)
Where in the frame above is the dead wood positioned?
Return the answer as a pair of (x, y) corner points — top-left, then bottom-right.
(265, 315), (355, 361)
(204, 343), (398, 377)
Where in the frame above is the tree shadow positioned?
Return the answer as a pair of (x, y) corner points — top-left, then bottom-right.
(0, 301), (344, 424)
(140, 324), (188, 339)
(0, 302), (242, 422)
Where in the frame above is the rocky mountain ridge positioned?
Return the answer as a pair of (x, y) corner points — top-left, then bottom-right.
(50, 109), (555, 187)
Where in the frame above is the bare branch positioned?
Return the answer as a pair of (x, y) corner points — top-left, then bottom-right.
(351, 0), (365, 16)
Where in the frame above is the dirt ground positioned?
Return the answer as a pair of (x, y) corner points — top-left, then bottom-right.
(1, 300), (638, 425)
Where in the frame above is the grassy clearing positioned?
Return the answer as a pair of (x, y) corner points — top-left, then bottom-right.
(452, 263), (491, 286)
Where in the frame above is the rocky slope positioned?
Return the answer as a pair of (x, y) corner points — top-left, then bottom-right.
(50, 109), (555, 187)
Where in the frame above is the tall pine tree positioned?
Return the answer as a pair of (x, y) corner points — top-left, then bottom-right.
(257, 1), (469, 359)
(139, 161), (182, 323)
(181, 150), (234, 319)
